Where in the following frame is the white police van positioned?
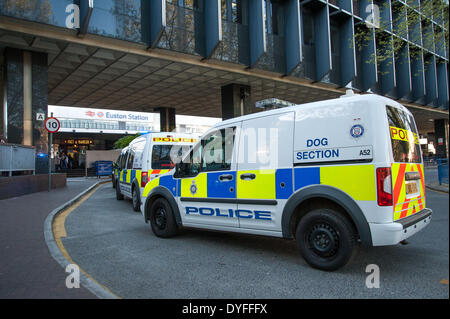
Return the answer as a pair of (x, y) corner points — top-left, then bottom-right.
(115, 133), (197, 211)
(139, 94), (431, 270)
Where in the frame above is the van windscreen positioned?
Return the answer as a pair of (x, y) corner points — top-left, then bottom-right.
(386, 105), (421, 163)
(151, 144), (189, 170)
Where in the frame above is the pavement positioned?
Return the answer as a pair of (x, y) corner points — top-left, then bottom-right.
(62, 184), (449, 299)
(424, 167), (449, 193)
(0, 178), (99, 299)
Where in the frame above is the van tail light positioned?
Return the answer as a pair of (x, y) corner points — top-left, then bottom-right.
(141, 171), (148, 188)
(376, 167), (393, 206)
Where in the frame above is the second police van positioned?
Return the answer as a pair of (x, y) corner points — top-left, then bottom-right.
(114, 133), (197, 211)
(138, 94), (432, 271)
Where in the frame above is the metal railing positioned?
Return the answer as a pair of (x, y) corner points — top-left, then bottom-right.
(0, 143), (36, 175)
(437, 158), (449, 185)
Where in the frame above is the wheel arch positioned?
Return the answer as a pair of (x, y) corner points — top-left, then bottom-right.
(131, 180), (139, 193)
(281, 185), (372, 246)
(143, 186), (182, 226)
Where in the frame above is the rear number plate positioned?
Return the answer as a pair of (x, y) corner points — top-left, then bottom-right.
(405, 182), (418, 195)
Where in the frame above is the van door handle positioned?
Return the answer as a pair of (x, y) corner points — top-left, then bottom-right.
(240, 173), (256, 180)
(219, 174), (233, 181)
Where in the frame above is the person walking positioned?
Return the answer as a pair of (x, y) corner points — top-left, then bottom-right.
(60, 153), (67, 169)
(55, 152), (61, 170)
(67, 154), (73, 169)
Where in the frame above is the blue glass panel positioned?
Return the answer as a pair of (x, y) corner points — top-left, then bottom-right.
(0, 0), (74, 28)
(88, 0), (145, 44)
(158, 3), (202, 56)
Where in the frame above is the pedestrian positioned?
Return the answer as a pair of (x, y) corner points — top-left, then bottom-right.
(68, 154), (73, 169)
(60, 153), (67, 169)
(55, 152), (61, 170)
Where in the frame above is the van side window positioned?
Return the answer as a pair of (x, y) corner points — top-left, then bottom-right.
(120, 151), (128, 169)
(116, 155), (121, 168)
(176, 127), (235, 178)
(132, 141), (145, 169)
(127, 149), (135, 170)
(179, 143), (202, 177)
(201, 128), (235, 172)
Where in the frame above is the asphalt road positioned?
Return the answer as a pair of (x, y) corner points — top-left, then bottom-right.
(62, 184), (449, 298)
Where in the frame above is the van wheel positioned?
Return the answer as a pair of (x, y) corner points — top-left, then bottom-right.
(295, 208), (359, 271)
(132, 186), (140, 212)
(149, 198), (178, 238)
(115, 181), (124, 200)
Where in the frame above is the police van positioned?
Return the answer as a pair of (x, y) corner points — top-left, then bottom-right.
(115, 133), (197, 211)
(139, 94), (432, 270)
(112, 151), (125, 189)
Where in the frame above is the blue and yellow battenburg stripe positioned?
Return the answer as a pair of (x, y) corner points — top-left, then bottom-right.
(142, 165), (376, 201)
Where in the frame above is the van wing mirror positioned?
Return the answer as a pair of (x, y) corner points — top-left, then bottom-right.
(174, 162), (184, 178)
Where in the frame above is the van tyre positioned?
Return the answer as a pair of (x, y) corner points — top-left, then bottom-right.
(295, 209), (359, 271)
(115, 181), (124, 200)
(132, 186), (140, 212)
(149, 198), (178, 238)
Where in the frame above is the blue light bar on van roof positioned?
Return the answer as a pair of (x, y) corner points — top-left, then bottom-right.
(255, 98), (295, 109)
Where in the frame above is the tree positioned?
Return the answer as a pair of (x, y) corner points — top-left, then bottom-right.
(354, 0), (449, 71)
(113, 133), (140, 149)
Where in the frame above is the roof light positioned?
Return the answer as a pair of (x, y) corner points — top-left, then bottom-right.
(255, 98), (295, 110)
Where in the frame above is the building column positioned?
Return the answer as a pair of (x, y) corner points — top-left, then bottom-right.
(157, 107), (176, 132)
(2, 48), (48, 173)
(434, 119), (449, 159)
(221, 83), (252, 120)
(23, 51), (32, 146)
(1, 53), (5, 139)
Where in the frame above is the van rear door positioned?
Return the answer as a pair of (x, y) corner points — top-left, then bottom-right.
(386, 105), (426, 221)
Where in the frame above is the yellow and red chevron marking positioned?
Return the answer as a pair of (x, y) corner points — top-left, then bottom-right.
(149, 169), (170, 175)
(392, 163), (425, 221)
(148, 169), (171, 180)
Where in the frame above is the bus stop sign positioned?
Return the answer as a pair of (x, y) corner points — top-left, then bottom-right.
(45, 117), (60, 133)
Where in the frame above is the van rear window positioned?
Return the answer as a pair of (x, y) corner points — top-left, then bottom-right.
(151, 144), (190, 170)
(386, 105), (421, 163)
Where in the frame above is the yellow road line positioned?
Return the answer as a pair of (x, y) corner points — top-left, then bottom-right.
(53, 182), (121, 299)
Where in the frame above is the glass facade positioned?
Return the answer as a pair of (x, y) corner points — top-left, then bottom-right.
(0, 0), (448, 108)
(3, 48), (49, 173)
(59, 118), (153, 132)
(211, 0), (249, 65)
(0, 0), (74, 28)
(4, 48), (24, 146)
(158, 1), (203, 56)
(254, 0), (285, 73)
(88, 0), (145, 43)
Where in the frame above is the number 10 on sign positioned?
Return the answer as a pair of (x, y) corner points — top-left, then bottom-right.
(45, 117), (60, 133)
(45, 116), (59, 192)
